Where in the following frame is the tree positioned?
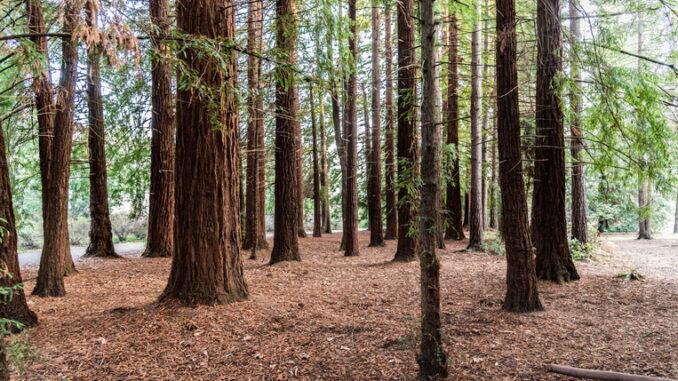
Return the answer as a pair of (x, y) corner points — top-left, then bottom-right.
(320, 94), (332, 234)
(83, 1), (118, 259)
(417, 0), (448, 377)
(392, 0), (418, 262)
(343, 0), (359, 257)
(496, 0), (544, 313)
(383, 4), (398, 241)
(569, 0), (588, 245)
(270, 0), (302, 264)
(467, 0), (484, 251)
(673, 191), (678, 234)
(635, 14), (652, 241)
(32, 0), (80, 297)
(367, 0), (384, 247)
(444, 13), (465, 241)
(533, 0), (579, 283)
(0, 122), (38, 327)
(243, 0), (268, 251)
(159, 0), (248, 304)
(143, 0), (175, 258)
(310, 84), (322, 237)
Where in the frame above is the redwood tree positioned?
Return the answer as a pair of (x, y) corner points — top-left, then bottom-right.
(496, 0), (544, 312)
(84, 1), (118, 258)
(159, 0), (248, 304)
(310, 84), (322, 238)
(383, 5), (398, 241)
(143, 0), (175, 258)
(367, 0), (384, 247)
(343, 0), (359, 257)
(270, 0), (302, 263)
(533, 0), (579, 283)
(392, 0), (418, 262)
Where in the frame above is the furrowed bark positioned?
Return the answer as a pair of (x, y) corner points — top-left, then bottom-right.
(343, 0), (359, 257)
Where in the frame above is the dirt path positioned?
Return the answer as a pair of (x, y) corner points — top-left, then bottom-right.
(600, 233), (678, 284)
(18, 241), (147, 267)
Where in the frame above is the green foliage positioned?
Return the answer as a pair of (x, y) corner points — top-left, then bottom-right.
(480, 231), (505, 257)
(616, 267), (644, 281)
(568, 238), (596, 262)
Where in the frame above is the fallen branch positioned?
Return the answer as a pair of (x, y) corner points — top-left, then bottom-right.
(547, 364), (677, 381)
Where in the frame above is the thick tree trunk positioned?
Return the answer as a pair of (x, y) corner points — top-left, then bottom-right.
(367, 0), (384, 247)
(310, 85), (322, 238)
(444, 14), (465, 241)
(496, 0), (544, 313)
(467, 3), (484, 250)
(160, 0), (248, 305)
(383, 6), (398, 241)
(533, 0), (579, 283)
(270, 0), (302, 263)
(392, 0), (418, 262)
(33, 0), (80, 297)
(84, 2), (118, 258)
(417, 0), (448, 377)
(343, 0), (359, 257)
(243, 0), (268, 251)
(143, 0), (175, 258)
(569, 0), (588, 244)
(0, 122), (38, 327)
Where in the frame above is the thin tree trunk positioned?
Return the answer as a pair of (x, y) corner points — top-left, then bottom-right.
(362, 84), (371, 210)
(160, 0), (248, 305)
(489, 115), (498, 229)
(468, 2), (484, 250)
(673, 190), (678, 234)
(533, 0), (579, 283)
(392, 0), (418, 262)
(343, 0), (359, 257)
(270, 0), (302, 263)
(310, 85), (322, 238)
(0, 122), (38, 327)
(33, 0), (80, 297)
(143, 0), (175, 258)
(569, 0), (588, 244)
(635, 15), (652, 241)
(320, 95), (332, 234)
(367, 0), (384, 247)
(481, 0), (490, 230)
(445, 13), (465, 241)
(463, 192), (470, 228)
(496, 0), (544, 312)
(297, 132), (307, 238)
(84, 2), (118, 258)
(383, 5), (398, 241)
(417, 0), (448, 377)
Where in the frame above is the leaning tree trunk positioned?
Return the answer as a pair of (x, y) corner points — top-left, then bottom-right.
(243, 0), (268, 250)
(84, 2), (118, 258)
(143, 0), (175, 258)
(0, 122), (38, 327)
(33, 0), (80, 297)
(569, 0), (588, 244)
(392, 0), (418, 262)
(367, 0), (384, 247)
(270, 0), (302, 264)
(160, 0), (248, 305)
(467, 1), (484, 251)
(343, 0), (359, 257)
(533, 0), (579, 283)
(310, 85), (322, 238)
(496, 0), (544, 312)
(445, 13), (465, 241)
(417, 0), (448, 377)
(383, 5), (398, 241)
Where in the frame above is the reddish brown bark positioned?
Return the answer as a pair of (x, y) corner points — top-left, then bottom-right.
(468, 2), (484, 251)
(383, 6), (398, 241)
(343, 0), (359, 257)
(270, 0), (302, 264)
(310, 85), (322, 238)
(143, 0), (175, 258)
(496, 0), (544, 312)
(392, 0), (418, 262)
(159, 0), (248, 305)
(367, 0), (384, 247)
(320, 94), (332, 234)
(533, 0), (579, 283)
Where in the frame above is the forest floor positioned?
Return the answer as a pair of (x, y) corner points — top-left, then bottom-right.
(16, 231), (677, 380)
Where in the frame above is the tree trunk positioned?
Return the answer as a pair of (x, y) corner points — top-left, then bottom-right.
(33, 0), (80, 297)
(496, 0), (544, 313)
(569, 0), (588, 244)
(0, 337), (7, 381)
(444, 14), (465, 241)
(674, 191), (678, 234)
(297, 132), (307, 238)
(463, 192), (470, 228)
(84, 2), (118, 258)
(392, 0), (418, 262)
(270, 0), (302, 263)
(417, 0), (448, 377)
(533, 0), (579, 283)
(362, 84), (372, 213)
(343, 0), (359, 257)
(0, 122), (38, 327)
(467, 2), (484, 251)
(488, 116), (498, 229)
(481, 0), (491, 230)
(637, 178), (652, 239)
(143, 0), (175, 258)
(310, 85), (322, 238)
(383, 5), (398, 241)
(243, 0), (268, 251)
(160, 0), (248, 305)
(320, 94), (332, 234)
(367, 0), (384, 247)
